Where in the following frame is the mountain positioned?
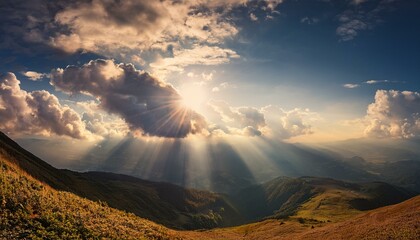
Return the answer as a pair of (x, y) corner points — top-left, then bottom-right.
(0, 132), (241, 230)
(181, 195), (420, 240)
(0, 153), (176, 239)
(1, 131), (419, 239)
(232, 176), (415, 223)
(341, 156), (420, 192)
(15, 137), (381, 193)
(2, 148), (419, 239)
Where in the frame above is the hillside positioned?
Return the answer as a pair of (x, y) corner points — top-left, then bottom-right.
(0, 132), (240, 229)
(180, 195), (420, 240)
(232, 176), (415, 223)
(0, 154), (177, 239)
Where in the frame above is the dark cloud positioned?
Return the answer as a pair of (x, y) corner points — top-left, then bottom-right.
(50, 59), (207, 138)
(0, 72), (88, 138)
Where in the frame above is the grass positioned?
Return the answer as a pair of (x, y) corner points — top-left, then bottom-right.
(293, 189), (364, 222)
(0, 157), (179, 240)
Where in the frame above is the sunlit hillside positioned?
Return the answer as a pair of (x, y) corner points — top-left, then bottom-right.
(0, 156), (178, 240)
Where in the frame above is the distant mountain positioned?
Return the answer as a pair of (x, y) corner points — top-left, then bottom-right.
(0, 132), (241, 230)
(232, 176), (415, 223)
(341, 156), (420, 192)
(15, 136), (381, 193)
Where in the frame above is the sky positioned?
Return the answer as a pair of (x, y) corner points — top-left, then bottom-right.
(1, 0), (420, 149)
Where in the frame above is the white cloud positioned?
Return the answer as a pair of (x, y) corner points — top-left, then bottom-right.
(364, 79), (402, 85)
(150, 45), (239, 77)
(250, 13), (258, 21)
(212, 82), (237, 92)
(21, 71), (48, 81)
(364, 90), (420, 139)
(0, 72), (90, 139)
(343, 83), (360, 89)
(201, 72), (214, 81)
(206, 100), (315, 139)
(262, 105), (315, 139)
(79, 103), (129, 138)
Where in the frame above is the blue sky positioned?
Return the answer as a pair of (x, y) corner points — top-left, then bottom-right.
(1, 0), (420, 143)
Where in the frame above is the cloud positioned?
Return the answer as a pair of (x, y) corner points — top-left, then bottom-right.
(150, 45), (239, 76)
(344, 79), (403, 88)
(262, 106), (315, 139)
(50, 59), (207, 138)
(207, 100), (265, 136)
(336, 0), (397, 41)
(364, 90), (420, 139)
(301, 17), (319, 25)
(364, 79), (402, 84)
(207, 101), (315, 139)
(343, 83), (360, 89)
(76, 101), (129, 137)
(2, 1), (287, 75)
(0, 72), (89, 139)
(336, 18), (368, 41)
(50, 0), (243, 55)
(351, 0), (368, 5)
(212, 82), (237, 92)
(250, 13), (258, 21)
(21, 71), (49, 81)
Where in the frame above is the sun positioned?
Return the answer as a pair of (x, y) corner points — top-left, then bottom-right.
(179, 84), (207, 113)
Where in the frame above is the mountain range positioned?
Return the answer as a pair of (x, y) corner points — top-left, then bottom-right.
(1, 131), (419, 239)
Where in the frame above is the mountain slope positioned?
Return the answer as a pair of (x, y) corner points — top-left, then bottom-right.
(232, 176), (415, 223)
(0, 132), (241, 229)
(180, 195), (420, 240)
(0, 155), (177, 240)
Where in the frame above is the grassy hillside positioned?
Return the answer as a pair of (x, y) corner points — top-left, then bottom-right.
(0, 132), (241, 230)
(180, 195), (420, 240)
(233, 176), (415, 223)
(0, 156), (178, 240)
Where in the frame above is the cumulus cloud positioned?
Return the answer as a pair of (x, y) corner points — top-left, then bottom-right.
(50, 59), (207, 138)
(206, 101), (315, 139)
(207, 100), (265, 136)
(364, 90), (420, 139)
(76, 101), (129, 137)
(21, 71), (48, 81)
(0, 72), (89, 139)
(262, 105), (315, 139)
